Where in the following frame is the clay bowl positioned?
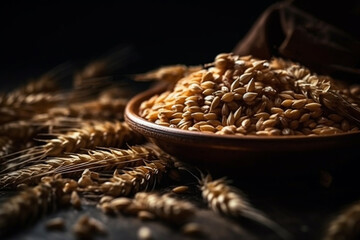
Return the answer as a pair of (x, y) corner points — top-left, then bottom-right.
(125, 83), (360, 178)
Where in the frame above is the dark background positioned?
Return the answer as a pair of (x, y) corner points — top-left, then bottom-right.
(0, 0), (360, 89)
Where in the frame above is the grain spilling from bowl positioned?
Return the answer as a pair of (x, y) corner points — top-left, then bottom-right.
(139, 53), (360, 136)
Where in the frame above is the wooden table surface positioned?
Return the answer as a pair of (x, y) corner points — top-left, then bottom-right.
(2, 146), (360, 240)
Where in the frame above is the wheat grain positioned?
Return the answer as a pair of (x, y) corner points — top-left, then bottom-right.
(172, 185), (189, 194)
(45, 217), (66, 231)
(137, 210), (156, 221)
(70, 191), (82, 209)
(72, 214), (107, 239)
(137, 226), (153, 240)
(181, 222), (203, 237)
(134, 192), (195, 224)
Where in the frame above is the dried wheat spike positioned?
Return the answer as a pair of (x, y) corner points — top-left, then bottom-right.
(74, 45), (136, 87)
(53, 145), (156, 176)
(0, 116), (77, 142)
(323, 201), (360, 240)
(99, 158), (171, 197)
(200, 175), (291, 240)
(0, 164), (54, 187)
(0, 120), (44, 141)
(134, 64), (202, 83)
(0, 136), (13, 157)
(13, 74), (59, 95)
(0, 93), (66, 125)
(0, 175), (68, 235)
(0, 76), (58, 106)
(42, 120), (143, 156)
(3, 120), (143, 171)
(0, 116), (81, 171)
(0, 145), (154, 188)
(134, 192), (196, 224)
(0, 92), (64, 109)
(47, 97), (127, 120)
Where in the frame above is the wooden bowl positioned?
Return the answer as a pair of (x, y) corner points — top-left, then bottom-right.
(125, 83), (360, 178)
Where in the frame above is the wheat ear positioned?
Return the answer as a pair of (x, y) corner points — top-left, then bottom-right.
(0, 175), (69, 235)
(0, 145), (154, 189)
(0, 136), (13, 158)
(98, 158), (171, 197)
(323, 201), (360, 240)
(200, 174), (291, 240)
(134, 64), (202, 83)
(0, 93), (66, 125)
(48, 98), (127, 120)
(2, 120), (143, 172)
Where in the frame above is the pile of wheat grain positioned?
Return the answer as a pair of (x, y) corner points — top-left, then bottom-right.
(140, 53), (360, 136)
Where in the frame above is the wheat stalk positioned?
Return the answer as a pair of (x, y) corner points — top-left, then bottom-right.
(98, 158), (171, 197)
(0, 164), (54, 187)
(323, 201), (360, 240)
(0, 175), (68, 235)
(0, 145), (155, 188)
(0, 76), (58, 107)
(40, 120), (142, 156)
(0, 116), (79, 142)
(48, 98), (127, 120)
(0, 92), (65, 109)
(12, 75), (59, 95)
(0, 136), (13, 158)
(1, 120), (143, 172)
(0, 93), (66, 125)
(200, 174), (291, 240)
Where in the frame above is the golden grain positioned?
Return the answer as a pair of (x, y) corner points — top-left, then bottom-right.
(109, 197), (133, 211)
(181, 222), (203, 236)
(72, 215), (107, 239)
(70, 191), (81, 209)
(140, 54), (359, 136)
(172, 185), (189, 194)
(135, 192), (195, 224)
(138, 226), (153, 240)
(45, 217), (65, 231)
(138, 210), (156, 221)
(242, 92), (258, 102)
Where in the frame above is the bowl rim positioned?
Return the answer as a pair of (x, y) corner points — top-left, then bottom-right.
(125, 82), (360, 144)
